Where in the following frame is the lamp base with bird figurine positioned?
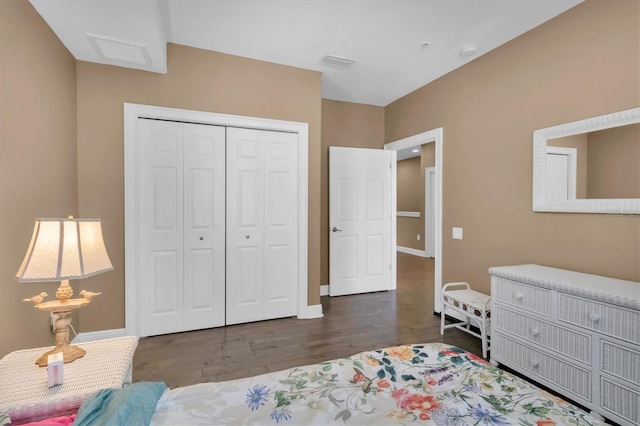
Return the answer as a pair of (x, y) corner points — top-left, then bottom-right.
(23, 279), (100, 367)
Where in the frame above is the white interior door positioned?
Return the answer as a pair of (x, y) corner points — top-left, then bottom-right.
(138, 119), (225, 337)
(329, 147), (394, 296)
(546, 153), (569, 200)
(226, 127), (298, 324)
(139, 119), (184, 336)
(546, 147), (577, 201)
(183, 123), (226, 330)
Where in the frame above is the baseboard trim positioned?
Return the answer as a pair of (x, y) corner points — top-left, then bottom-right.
(74, 306), (323, 342)
(320, 285), (329, 296)
(298, 304), (323, 319)
(396, 246), (426, 257)
(72, 328), (127, 343)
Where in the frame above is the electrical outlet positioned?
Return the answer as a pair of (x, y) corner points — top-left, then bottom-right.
(417, 234), (421, 241)
(452, 227), (463, 240)
(50, 312), (59, 332)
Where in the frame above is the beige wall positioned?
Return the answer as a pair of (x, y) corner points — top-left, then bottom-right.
(398, 157), (421, 211)
(385, 0), (640, 296)
(0, 0), (78, 355)
(397, 157), (422, 250)
(75, 44), (322, 332)
(2, 0), (638, 355)
(320, 99), (385, 285)
(587, 124), (639, 199)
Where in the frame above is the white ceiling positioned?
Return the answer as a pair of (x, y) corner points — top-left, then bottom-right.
(30, 0), (582, 107)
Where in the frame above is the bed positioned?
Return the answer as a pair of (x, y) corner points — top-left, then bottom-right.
(66, 342), (602, 425)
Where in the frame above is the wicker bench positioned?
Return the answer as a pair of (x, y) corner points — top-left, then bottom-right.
(440, 282), (491, 358)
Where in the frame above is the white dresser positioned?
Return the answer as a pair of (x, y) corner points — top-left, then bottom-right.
(489, 265), (640, 426)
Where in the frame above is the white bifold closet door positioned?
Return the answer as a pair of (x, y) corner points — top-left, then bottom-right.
(137, 120), (298, 337)
(138, 119), (226, 337)
(226, 127), (298, 325)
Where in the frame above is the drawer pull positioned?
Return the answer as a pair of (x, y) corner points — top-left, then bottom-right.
(514, 292), (523, 300)
(531, 328), (540, 337)
(531, 360), (540, 368)
(589, 313), (600, 322)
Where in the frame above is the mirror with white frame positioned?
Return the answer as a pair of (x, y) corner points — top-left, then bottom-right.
(532, 107), (640, 214)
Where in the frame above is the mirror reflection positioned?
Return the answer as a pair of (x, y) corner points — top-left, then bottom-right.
(546, 123), (639, 200)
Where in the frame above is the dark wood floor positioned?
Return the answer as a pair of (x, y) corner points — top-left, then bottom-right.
(133, 252), (482, 389)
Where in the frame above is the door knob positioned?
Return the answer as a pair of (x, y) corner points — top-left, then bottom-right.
(199, 236), (204, 240)
(332, 227), (342, 232)
(246, 235), (250, 239)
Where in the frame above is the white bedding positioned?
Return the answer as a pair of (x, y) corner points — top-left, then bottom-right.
(149, 343), (600, 425)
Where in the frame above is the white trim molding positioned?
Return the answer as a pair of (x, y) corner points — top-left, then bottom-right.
(124, 103), (314, 337)
(72, 328), (126, 343)
(397, 246), (426, 257)
(397, 211), (420, 217)
(533, 107), (640, 214)
(298, 304), (323, 319)
(424, 167), (436, 259)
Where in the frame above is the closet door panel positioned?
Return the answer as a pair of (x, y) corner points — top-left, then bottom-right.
(235, 246), (261, 305)
(183, 123), (226, 331)
(138, 119), (185, 336)
(264, 133), (297, 311)
(151, 251), (181, 312)
(226, 128), (265, 324)
(226, 128), (297, 325)
(265, 245), (290, 301)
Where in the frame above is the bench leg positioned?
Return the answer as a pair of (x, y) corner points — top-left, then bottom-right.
(480, 320), (488, 359)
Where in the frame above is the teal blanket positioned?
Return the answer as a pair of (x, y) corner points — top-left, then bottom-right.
(73, 382), (167, 426)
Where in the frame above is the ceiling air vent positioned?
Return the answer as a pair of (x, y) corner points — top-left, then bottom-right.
(87, 33), (152, 66)
(320, 55), (357, 69)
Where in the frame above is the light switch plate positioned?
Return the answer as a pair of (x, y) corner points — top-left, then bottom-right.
(452, 227), (463, 240)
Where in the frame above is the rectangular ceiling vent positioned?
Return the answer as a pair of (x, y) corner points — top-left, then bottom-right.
(87, 33), (152, 66)
(320, 55), (357, 69)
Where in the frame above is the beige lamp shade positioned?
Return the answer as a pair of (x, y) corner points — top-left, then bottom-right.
(16, 218), (113, 282)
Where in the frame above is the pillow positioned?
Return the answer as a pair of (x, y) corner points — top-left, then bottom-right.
(73, 382), (167, 426)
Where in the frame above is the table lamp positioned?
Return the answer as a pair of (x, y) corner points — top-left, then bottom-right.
(16, 217), (113, 367)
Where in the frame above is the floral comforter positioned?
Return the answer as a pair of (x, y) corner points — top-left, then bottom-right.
(150, 343), (599, 425)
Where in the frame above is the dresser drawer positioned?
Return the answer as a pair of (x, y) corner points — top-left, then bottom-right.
(558, 294), (640, 345)
(600, 377), (640, 425)
(494, 306), (591, 364)
(601, 340), (640, 385)
(493, 278), (551, 316)
(494, 333), (591, 401)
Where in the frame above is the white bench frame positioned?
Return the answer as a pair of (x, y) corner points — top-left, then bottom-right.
(440, 282), (491, 358)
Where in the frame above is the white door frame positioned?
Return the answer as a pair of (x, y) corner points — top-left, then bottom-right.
(385, 128), (444, 313)
(424, 167), (436, 258)
(124, 103), (312, 337)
